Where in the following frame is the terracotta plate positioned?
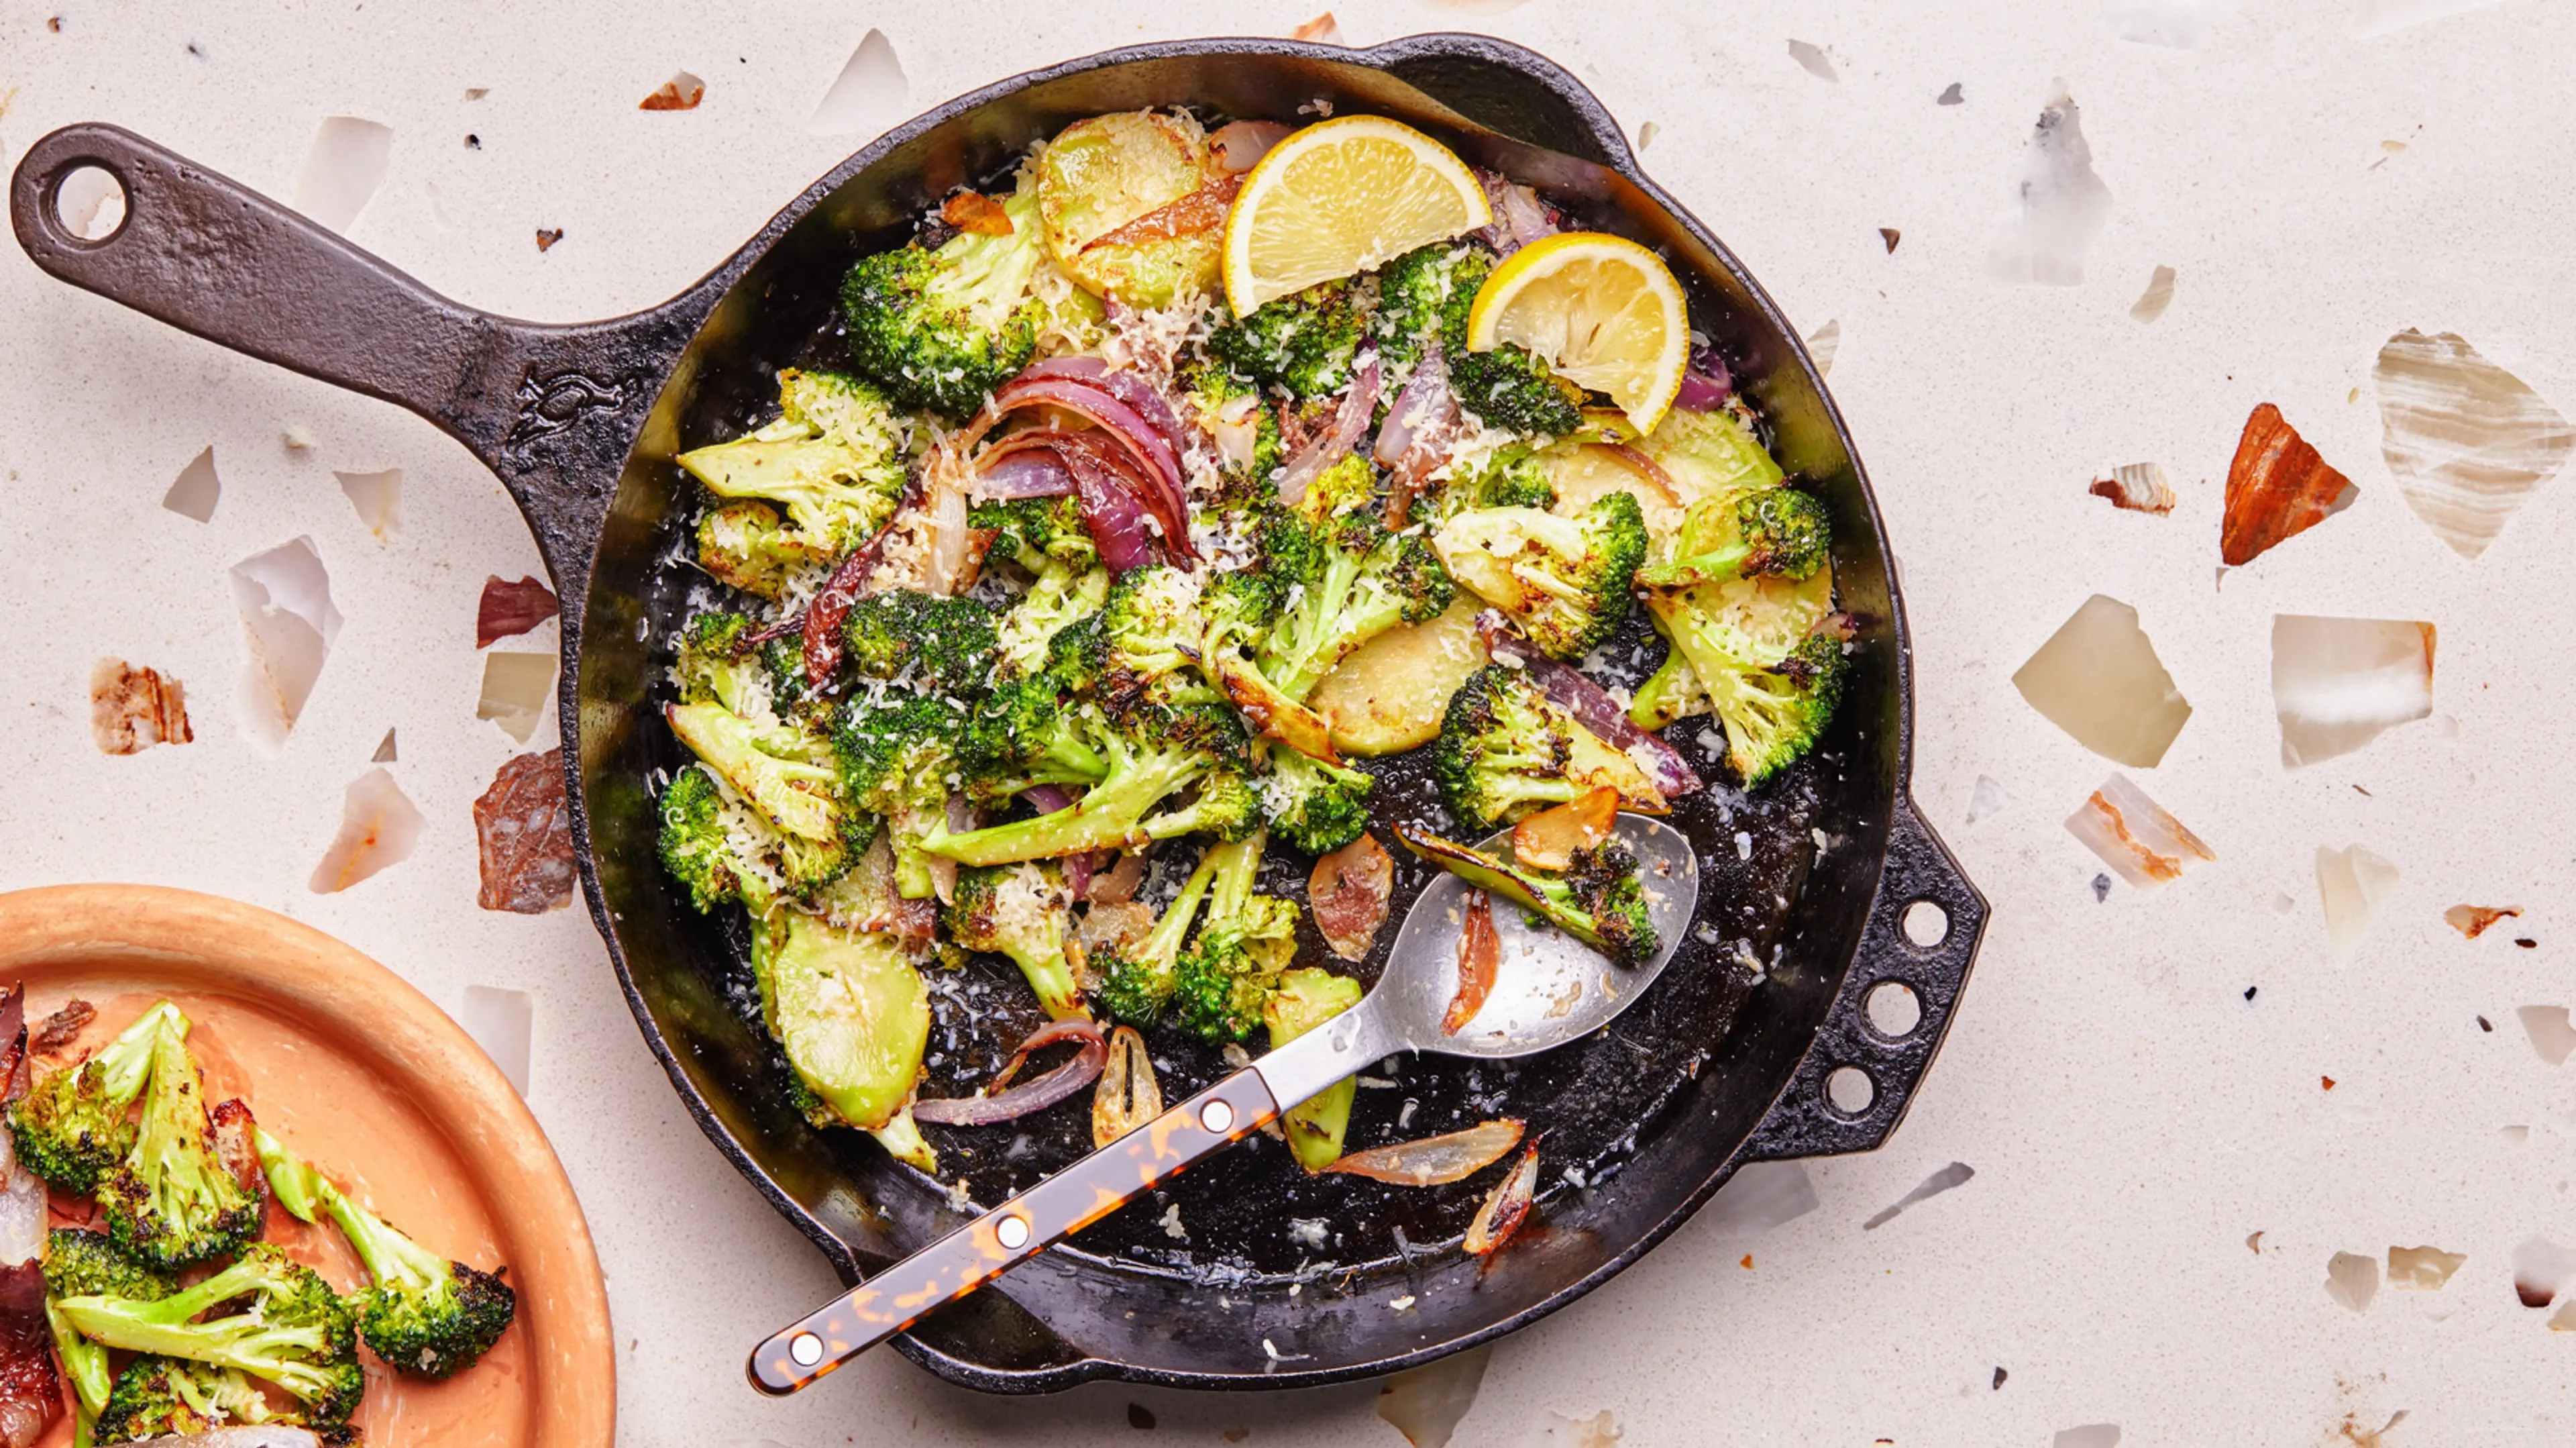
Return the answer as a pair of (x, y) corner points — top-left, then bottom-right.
(0, 884), (614, 1447)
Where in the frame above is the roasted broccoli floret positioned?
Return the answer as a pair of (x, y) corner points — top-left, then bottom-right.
(95, 1355), (294, 1442)
(93, 1021), (259, 1272)
(1089, 848), (1224, 1025)
(1207, 278), (1367, 401)
(249, 1131), (515, 1380)
(740, 917), (935, 1170)
(1642, 604), (1849, 786)
(1451, 343), (1587, 436)
(1265, 968), (1364, 1170)
(680, 370), (909, 592)
(694, 500), (831, 599)
(1370, 241), (1491, 376)
(842, 174), (1053, 417)
(993, 562), (1111, 681)
(1171, 833), (1299, 1041)
(1425, 443), (1556, 521)
(44, 1227), (178, 1427)
(946, 863), (1083, 1019)
(959, 678), (1112, 804)
(1254, 505), (1456, 702)
(923, 704), (1246, 866)
(656, 765), (747, 913)
(1433, 493), (1648, 660)
(972, 493), (1099, 576)
(1289, 452), (1379, 525)
(1633, 488), (1831, 588)
(841, 589), (1001, 694)
(1199, 572), (1339, 766)
(835, 692), (965, 899)
(60, 1243), (364, 1430)
(1431, 663), (1661, 833)
(1396, 826), (1661, 968)
(665, 692), (851, 897)
(1256, 743), (1373, 855)
(7, 1002), (183, 1193)
(1075, 564), (1223, 719)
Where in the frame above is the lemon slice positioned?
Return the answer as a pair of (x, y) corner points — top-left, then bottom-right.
(1222, 116), (1490, 315)
(1466, 231), (1690, 435)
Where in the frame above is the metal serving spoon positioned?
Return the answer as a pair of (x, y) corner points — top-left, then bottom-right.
(747, 815), (1701, 1394)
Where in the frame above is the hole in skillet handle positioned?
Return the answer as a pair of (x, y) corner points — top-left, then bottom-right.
(1863, 980), (1922, 1039)
(1823, 1065), (1876, 1116)
(49, 162), (127, 245)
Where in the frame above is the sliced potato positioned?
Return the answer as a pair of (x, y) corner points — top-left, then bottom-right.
(1036, 111), (1224, 306)
(1311, 597), (1487, 756)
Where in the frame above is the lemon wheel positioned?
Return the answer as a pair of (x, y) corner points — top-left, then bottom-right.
(1222, 116), (1489, 315)
(1466, 231), (1691, 435)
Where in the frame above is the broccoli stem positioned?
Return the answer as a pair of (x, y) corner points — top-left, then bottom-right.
(922, 741), (1209, 867)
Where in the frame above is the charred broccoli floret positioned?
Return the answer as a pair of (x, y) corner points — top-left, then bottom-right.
(1431, 663), (1662, 833)
(1089, 847), (1223, 1025)
(946, 863), (1082, 1019)
(959, 678), (1111, 804)
(973, 493), (1099, 576)
(1253, 505), (1456, 702)
(1642, 606), (1850, 786)
(1265, 968), (1364, 1170)
(1633, 488), (1832, 588)
(993, 563), (1111, 681)
(1171, 834), (1299, 1041)
(923, 705), (1247, 866)
(250, 1131), (515, 1380)
(94, 1021), (259, 1271)
(1451, 343), (1588, 436)
(1207, 279), (1368, 401)
(1396, 826), (1661, 968)
(1433, 492), (1648, 660)
(1425, 443), (1556, 522)
(841, 589), (1001, 694)
(1199, 572), (1338, 766)
(95, 1354), (294, 1442)
(8, 1001), (183, 1193)
(835, 692), (965, 899)
(1081, 564), (1222, 719)
(60, 1243), (364, 1430)
(1256, 743), (1373, 855)
(45, 1227), (178, 1427)
(665, 694), (851, 898)
(656, 765), (745, 913)
(1370, 241), (1491, 377)
(680, 370), (910, 594)
(843, 174), (1053, 417)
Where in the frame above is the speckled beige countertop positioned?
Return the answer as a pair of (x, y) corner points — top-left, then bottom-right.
(3, 1), (2573, 1443)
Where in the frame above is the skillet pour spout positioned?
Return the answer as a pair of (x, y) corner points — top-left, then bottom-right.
(10, 33), (1986, 1394)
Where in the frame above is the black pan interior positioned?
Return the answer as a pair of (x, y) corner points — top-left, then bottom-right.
(572, 44), (1902, 1389)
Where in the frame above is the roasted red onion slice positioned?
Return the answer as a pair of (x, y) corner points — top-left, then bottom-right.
(972, 442), (1078, 499)
(790, 476), (921, 684)
(1277, 358), (1381, 507)
(1477, 613), (1703, 798)
(1054, 434), (1165, 574)
(0, 1259), (56, 1447)
(1013, 357), (1193, 467)
(1211, 119), (1291, 174)
(1674, 348), (1733, 412)
(1375, 346), (1462, 524)
(912, 1018), (1109, 1126)
(993, 374), (1187, 516)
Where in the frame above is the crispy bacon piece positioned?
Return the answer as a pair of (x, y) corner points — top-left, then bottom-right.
(89, 660), (193, 755)
(2221, 403), (2356, 565)
(0, 1261), (56, 1448)
(31, 1000), (92, 1055)
(941, 191), (1014, 236)
(477, 575), (560, 646)
(474, 750), (578, 914)
(1444, 890), (1499, 1035)
(1309, 836), (1393, 962)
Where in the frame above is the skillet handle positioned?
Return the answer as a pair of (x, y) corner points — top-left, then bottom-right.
(1740, 794), (1986, 1161)
(1366, 34), (1640, 172)
(9, 123), (694, 597)
(746, 1070), (1282, 1395)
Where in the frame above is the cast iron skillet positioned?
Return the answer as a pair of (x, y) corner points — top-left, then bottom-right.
(10, 34), (1986, 1393)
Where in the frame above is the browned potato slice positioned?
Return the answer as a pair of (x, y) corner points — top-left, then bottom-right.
(1310, 597), (1487, 756)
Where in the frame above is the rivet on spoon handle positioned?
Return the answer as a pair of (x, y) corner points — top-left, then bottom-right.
(746, 1070), (1283, 1394)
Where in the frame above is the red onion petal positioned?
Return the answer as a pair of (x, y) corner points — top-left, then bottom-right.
(973, 444), (1077, 500)
(994, 376), (1187, 519)
(1055, 430), (1181, 572)
(1477, 612), (1703, 798)
(1212, 119), (1290, 174)
(912, 1018), (1109, 1126)
(1277, 358), (1381, 507)
(795, 476), (922, 683)
(1017, 357), (1194, 466)
(1674, 350), (1733, 413)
